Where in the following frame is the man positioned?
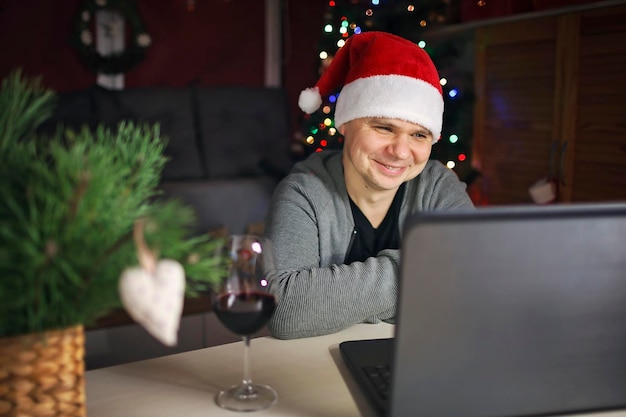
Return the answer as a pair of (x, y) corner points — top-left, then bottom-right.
(264, 31), (474, 340)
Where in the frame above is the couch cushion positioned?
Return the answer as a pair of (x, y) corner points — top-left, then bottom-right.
(37, 88), (96, 136)
(93, 86), (205, 181)
(194, 87), (291, 179)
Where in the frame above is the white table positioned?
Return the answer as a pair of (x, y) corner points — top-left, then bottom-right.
(86, 323), (393, 417)
(86, 322), (626, 417)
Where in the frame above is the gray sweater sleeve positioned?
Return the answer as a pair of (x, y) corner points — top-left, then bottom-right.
(264, 177), (400, 339)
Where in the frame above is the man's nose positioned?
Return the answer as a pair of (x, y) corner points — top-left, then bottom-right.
(387, 135), (411, 159)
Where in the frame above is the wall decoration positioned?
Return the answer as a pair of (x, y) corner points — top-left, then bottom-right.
(72, 0), (151, 75)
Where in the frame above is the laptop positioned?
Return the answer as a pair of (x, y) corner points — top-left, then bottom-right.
(340, 202), (626, 417)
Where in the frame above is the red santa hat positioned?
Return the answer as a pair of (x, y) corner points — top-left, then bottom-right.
(298, 31), (444, 142)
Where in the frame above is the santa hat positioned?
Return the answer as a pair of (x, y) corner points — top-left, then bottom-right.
(298, 31), (444, 142)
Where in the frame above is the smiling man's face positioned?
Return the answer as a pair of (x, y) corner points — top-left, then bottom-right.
(339, 117), (434, 197)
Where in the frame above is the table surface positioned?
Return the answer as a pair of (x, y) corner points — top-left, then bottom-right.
(86, 322), (626, 417)
(86, 323), (393, 417)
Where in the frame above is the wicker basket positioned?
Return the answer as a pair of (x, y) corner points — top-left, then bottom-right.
(0, 325), (86, 417)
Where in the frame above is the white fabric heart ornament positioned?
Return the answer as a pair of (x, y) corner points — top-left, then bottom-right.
(119, 259), (185, 346)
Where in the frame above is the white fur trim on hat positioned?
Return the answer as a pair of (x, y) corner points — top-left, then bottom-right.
(334, 74), (443, 143)
(298, 87), (323, 114)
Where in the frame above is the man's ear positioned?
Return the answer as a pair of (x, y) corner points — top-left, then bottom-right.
(338, 124), (345, 136)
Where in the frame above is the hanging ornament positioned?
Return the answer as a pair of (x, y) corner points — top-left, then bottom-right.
(118, 219), (186, 346)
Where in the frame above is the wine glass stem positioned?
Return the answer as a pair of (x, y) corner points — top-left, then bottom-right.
(242, 335), (252, 386)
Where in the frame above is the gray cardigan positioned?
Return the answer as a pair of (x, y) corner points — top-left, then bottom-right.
(264, 151), (474, 339)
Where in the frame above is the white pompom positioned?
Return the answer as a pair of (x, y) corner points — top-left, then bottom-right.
(298, 87), (323, 114)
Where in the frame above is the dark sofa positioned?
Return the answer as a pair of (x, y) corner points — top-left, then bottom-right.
(41, 85), (294, 235)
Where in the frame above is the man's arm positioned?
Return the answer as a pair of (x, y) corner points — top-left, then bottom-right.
(264, 180), (399, 339)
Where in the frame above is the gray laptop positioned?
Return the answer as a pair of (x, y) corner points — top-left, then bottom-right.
(340, 202), (626, 417)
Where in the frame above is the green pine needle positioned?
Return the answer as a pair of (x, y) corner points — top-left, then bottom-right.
(0, 70), (225, 337)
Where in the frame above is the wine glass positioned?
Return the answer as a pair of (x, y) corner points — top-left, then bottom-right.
(211, 234), (278, 412)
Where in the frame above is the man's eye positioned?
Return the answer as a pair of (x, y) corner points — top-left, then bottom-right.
(374, 125), (392, 132)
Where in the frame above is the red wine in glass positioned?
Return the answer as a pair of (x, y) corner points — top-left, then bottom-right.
(213, 292), (276, 336)
(211, 235), (278, 412)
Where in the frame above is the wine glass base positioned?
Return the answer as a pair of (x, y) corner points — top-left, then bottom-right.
(216, 383), (278, 412)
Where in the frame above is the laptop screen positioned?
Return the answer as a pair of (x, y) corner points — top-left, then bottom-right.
(389, 203), (626, 417)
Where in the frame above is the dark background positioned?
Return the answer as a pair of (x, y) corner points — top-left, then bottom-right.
(0, 0), (327, 136)
(0, 0), (604, 138)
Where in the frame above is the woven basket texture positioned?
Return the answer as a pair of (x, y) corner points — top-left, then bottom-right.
(0, 325), (86, 417)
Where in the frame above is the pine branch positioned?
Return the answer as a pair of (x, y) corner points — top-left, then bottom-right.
(0, 71), (225, 337)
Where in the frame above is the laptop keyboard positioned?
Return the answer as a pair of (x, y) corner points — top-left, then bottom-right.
(363, 364), (392, 400)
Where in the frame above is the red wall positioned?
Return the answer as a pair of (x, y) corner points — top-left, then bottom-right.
(0, 0), (326, 135)
(0, 0), (272, 89)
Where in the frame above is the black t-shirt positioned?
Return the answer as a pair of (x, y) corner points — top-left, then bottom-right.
(344, 183), (406, 264)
